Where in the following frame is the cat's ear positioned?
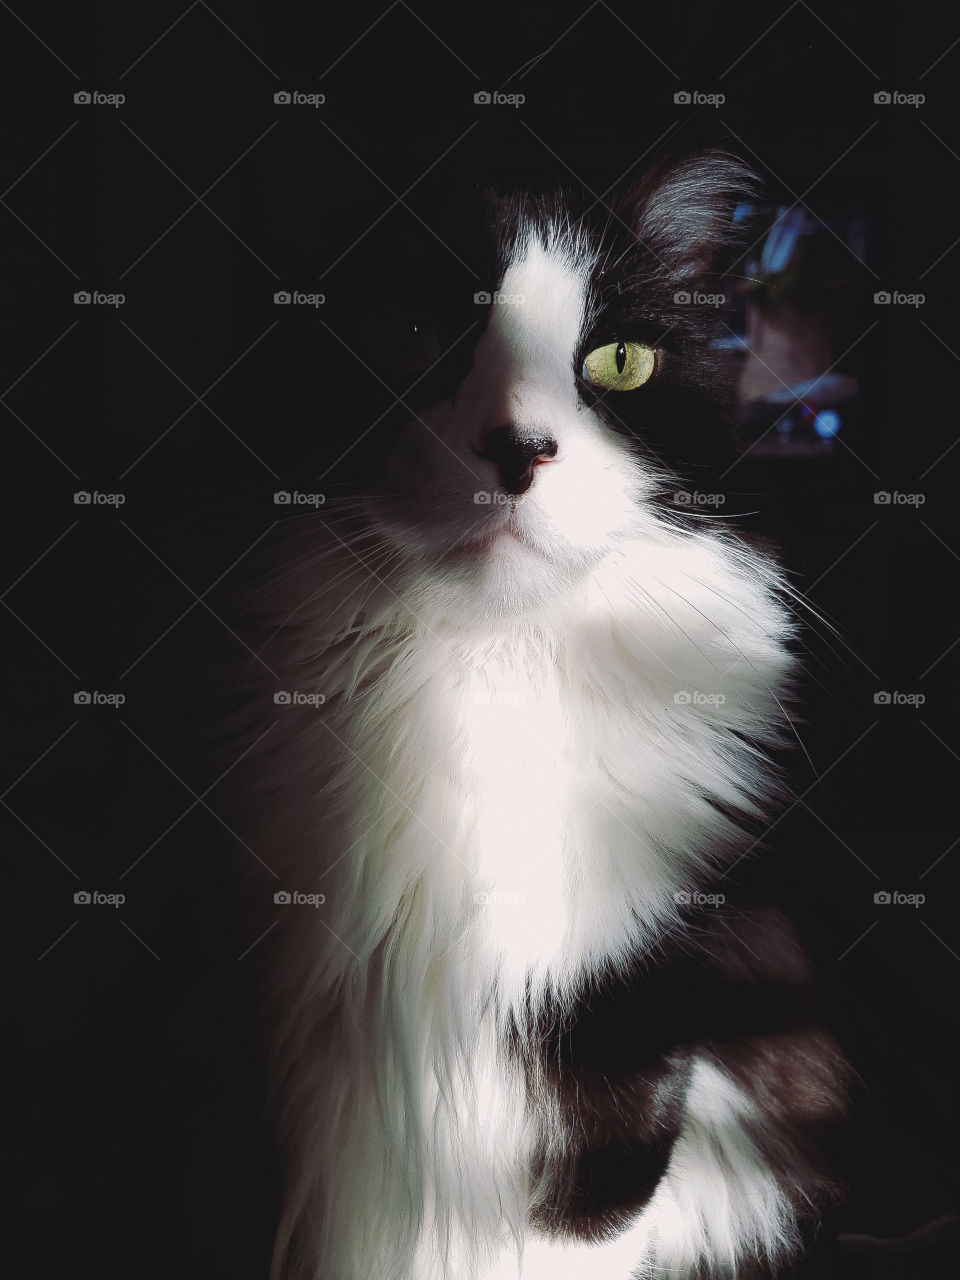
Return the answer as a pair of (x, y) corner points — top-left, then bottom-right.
(627, 150), (757, 282)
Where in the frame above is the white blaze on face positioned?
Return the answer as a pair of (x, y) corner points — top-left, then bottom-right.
(492, 235), (589, 394)
(468, 235), (644, 557)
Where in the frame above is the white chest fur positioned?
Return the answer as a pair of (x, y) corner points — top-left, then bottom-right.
(342, 533), (792, 993)
(263, 529), (797, 1280)
(460, 654), (572, 986)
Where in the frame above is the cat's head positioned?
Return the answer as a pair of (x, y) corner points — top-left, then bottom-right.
(328, 150), (758, 615)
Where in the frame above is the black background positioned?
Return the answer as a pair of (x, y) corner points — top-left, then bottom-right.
(2, 3), (959, 1277)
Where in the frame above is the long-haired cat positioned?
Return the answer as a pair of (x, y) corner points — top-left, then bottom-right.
(228, 148), (849, 1279)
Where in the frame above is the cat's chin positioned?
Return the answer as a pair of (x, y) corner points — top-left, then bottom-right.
(367, 497), (627, 614)
(464, 537), (612, 621)
(469, 521), (540, 555)
(453, 523), (577, 570)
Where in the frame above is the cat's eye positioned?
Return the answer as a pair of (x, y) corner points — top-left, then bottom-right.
(581, 341), (656, 391)
(375, 311), (443, 373)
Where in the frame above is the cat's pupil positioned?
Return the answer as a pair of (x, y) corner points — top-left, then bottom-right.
(615, 342), (626, 374)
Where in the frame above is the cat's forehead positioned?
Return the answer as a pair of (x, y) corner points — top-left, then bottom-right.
(493, 231), (595, 358)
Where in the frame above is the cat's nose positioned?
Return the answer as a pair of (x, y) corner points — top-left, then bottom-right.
(477, 427), (558, 496)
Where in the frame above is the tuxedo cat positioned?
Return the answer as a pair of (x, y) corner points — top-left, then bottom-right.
(231, 148), (849, 1279)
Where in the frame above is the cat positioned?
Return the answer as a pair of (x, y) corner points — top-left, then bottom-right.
(228, 148), (849, 1279)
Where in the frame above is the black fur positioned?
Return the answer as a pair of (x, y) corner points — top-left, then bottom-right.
(514, 901), (849, 1252)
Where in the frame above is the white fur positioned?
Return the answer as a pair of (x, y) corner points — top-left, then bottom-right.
(253, 232), (798, 1280)
(627, 1058), (798, 1277)
(477, 1059), (797, 1280)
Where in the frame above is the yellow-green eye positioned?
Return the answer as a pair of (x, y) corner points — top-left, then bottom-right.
(375, 312), (442, 372)
(581, 341), (656, 390)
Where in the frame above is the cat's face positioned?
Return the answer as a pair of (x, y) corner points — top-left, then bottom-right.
(330, 152), (755, 612)
(372, 234), (647, 574)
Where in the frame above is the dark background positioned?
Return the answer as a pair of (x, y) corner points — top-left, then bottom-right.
(2, 2), (959, 1276)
